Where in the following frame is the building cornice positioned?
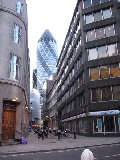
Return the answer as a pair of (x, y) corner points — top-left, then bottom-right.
(0, 5), (27, 30)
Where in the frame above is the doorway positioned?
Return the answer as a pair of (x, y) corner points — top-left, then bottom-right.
(2, 102), (16, 141)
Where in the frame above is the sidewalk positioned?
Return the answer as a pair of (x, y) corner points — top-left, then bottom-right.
(0, 131), (120, 155)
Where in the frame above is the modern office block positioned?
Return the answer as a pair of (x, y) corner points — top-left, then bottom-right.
(36, 29), (59, 91)
(57, 0), (120, 136)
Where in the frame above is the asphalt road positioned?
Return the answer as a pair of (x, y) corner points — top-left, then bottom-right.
(0, 144), (120, 160)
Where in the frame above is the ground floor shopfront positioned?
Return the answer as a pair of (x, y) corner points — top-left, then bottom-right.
(62, 110), (120, 136)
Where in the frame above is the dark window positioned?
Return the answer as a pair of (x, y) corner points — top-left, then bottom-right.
(102, 87), (112, 101)
(92, 88), (101, 102)
(92, 0), (100, 5)
(113, 86), (120, 100)
(83, 0), (91, 8)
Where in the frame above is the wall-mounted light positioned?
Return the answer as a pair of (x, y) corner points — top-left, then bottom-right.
(12, 97), (18, 102)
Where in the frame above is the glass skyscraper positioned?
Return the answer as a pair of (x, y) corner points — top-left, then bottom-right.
(36, 29), (59, 91)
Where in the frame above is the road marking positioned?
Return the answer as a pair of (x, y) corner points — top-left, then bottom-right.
(113, 155), (117, 156)
(12, 155), (17, 156)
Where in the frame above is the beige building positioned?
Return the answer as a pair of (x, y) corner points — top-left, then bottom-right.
(0, 0), (30, 145)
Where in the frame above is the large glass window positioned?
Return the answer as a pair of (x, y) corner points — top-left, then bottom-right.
(113, 86), (120, 100)
(90, 67), (99, 80)
(96, 28), (104, 39)
(102, 87), (112, 101)
(85, 14), (94, 24)
(105, 25), (114, 37)
(98, 46), (107, 58)
(103, 9), (111, 19)
(92, 88), (101, 102)
(10, 54), (20, 80)
(107, 44), (117, 56)
(13, 24), (21, 45)
(94, 11), (102, 22)
(86, 30), (95, 41)
(110, 64), (120, 77)
(88, 48), (98, 60)
(100, 66), (109, 79)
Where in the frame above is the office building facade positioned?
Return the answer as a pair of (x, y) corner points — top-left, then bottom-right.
(0, 0), (30, 144)
(36, 29), (59, 91)
(57, 0), (120, 136)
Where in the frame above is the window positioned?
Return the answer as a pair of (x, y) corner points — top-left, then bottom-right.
(88, 48), (98, 60)
(83, 0), (109, 8)
(102, 9), (111, 19)
(13, 24), (21, 45)
(85, 14), (94, 24)
(105, 25), (114, 37)
(90, 67), (99, 80)
(92, 0), (100, 5)
(102, 87), (112, 101)
(110, 64), (120, 77)
(85, 8), (112, 24)
(100, 66), (109, 79)
(113, 86), (120, 100)
(86, 25), (114, 42)
(10, 54), (20, 80)
(98, 46), (107, 58)
(107, 44), (117, 56)
(83, 0), (91, 8)
(86, 30), (95, 41)
(16, 0), (23, 14)
(88, 44), (117, 61)
(92, 88), (101, 102)
(94, 11), (102, 22)
(96, 28), (104, 39)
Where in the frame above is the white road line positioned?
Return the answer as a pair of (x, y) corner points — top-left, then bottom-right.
(12, 155), (17, 156)
(112, 155), (117, 156)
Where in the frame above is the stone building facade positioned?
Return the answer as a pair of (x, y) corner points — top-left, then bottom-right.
(0, 0), (30, 144)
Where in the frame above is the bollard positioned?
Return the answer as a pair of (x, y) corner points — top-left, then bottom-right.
(73, 130), (76, 139)
(81, 149), (94, 160)
(58, 130), (61, 140)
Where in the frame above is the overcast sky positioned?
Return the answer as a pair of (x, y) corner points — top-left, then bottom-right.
(26, 0), (77, 69)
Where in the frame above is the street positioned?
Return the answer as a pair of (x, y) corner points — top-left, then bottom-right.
(0, 144), (120, 160)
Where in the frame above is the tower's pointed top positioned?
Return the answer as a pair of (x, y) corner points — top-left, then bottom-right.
(39, 29), (56, 42)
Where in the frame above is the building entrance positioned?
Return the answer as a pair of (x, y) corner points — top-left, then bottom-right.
(2, 102), (16, 141)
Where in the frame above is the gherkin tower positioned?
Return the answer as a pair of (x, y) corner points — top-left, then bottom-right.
(36, 29), (59, 91)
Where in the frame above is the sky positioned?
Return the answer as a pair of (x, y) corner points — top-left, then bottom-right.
(26, 0), (77, 69)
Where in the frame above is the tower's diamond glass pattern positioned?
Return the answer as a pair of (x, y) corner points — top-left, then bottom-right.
(36, 29), (59, 90)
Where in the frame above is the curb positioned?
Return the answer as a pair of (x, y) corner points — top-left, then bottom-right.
(0, 142), (120, 155)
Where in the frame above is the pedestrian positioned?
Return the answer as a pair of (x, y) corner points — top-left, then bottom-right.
(38, 130), (41, 139)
